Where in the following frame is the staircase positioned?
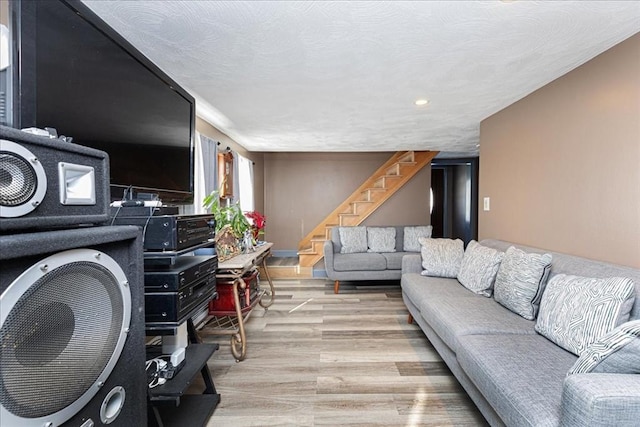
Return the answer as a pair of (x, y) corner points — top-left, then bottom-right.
(297, 150), (438, 268)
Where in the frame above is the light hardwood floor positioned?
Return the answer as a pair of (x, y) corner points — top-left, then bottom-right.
(197, 279), (487, 427)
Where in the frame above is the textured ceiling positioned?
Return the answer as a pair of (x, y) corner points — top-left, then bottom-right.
(82, 1), (640, 155)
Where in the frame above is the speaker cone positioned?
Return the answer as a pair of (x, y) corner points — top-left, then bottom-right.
(0, 249), (132, 427)
(0, 140), (47, 218)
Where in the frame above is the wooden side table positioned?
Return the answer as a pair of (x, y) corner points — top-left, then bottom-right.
(200, 242), (275, 361)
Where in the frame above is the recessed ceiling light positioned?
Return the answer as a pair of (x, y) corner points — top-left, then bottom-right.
(415, 99), (429, 106)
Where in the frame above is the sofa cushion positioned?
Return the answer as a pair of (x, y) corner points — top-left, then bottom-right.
(419, 237), (464, 278)
(403, 226), (432, 252)
(457, 240), (504, 297)
(535, 274), (636, 356)
(338, 226), (368, 254)
(493, 246), (553, 320)
(333, 252), (387, 272)
(457, 334), (577, 427)
(568, 319), (640, 375)
(416, 289), (537, 352)
(366, 227), (396, 253)
(401, 274), (471, 311)
(382, 252), (408, 270)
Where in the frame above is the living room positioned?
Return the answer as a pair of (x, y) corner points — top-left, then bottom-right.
(1, 1), (638, 427)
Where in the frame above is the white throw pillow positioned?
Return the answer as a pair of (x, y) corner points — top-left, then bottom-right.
(338, 226), (368, 254)
(568, 319), (640, 375)
(367, 227), (396, 253)
(456, 240), (504, 297)
(535, 274), (636, 356)
(493, 246), (552, 320)
(403, 226), (433, 252)
(419, 237), (464, 278)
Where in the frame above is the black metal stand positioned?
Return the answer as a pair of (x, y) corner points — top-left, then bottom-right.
(147, 319), (220, 427)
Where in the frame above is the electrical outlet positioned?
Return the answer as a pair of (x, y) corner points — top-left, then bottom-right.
(483, 197), (490, 211)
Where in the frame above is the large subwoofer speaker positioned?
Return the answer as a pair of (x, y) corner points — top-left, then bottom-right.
(0, 226), (146, 427)
(0, 125), (110, 232)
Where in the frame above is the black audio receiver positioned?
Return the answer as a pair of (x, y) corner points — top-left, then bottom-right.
(145, 274), (216, 326)
(111, 214), (215, 251)
(144, 255), (218, 292)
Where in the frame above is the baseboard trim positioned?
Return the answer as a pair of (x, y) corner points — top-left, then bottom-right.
(272, 249), (299, 257)
(313, 269), (328, 278)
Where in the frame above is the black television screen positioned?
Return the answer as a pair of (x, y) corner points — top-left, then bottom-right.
(11, 0), (195, 203)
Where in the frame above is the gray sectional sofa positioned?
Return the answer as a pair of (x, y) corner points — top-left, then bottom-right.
(324, 225), (431, 293)
(401, 238), (640, 427)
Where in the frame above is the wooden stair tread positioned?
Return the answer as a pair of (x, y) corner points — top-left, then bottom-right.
(298, 248), (317, 255)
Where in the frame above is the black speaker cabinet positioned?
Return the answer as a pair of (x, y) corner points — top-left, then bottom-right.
(0, 226), (146, 427)
(0, 125), (110, 232)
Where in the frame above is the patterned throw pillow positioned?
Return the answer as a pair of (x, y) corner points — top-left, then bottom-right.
(568, 320), (640, 375)
(456, 240), (504, 297)
(419, 237), (464, 278)
(338, 226), (367, 254)
(535, 274), (636, 356)
(493, 246), (553, 320)
(367, 227), (396, 253)
(403, 226), (433, 252)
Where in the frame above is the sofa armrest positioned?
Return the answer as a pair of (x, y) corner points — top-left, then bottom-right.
(323, 240), (336, 275)
(402, 253), (422, 275)
(561, 373), (640, 427)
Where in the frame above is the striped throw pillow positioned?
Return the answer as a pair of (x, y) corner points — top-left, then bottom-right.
(568, 320), (640, 374)
(457, 240), (504, 297)
(494, 246), (552, 320)
(535, 274), (636, 356)
(419, 238), (464, 278)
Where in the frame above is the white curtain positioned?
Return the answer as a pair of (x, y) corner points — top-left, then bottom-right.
(238, 154), (254, 212)
(231, 151), (240, 206)
(193, 132), (218, 214)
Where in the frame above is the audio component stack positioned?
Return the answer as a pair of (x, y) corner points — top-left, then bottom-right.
(144, 255), (218, 329)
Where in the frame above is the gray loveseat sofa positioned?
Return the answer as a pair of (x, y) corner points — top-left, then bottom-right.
(401, 238), (640, 427)
(324, 225), (431, 293)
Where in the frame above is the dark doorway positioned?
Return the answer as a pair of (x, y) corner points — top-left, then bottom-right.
(430, 158), (478, 245)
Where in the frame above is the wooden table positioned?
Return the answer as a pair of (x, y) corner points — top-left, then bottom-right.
(202, 242), (274, 361)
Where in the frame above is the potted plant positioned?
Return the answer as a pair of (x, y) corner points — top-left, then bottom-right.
(202, 190), (252, 259)
(202, 190), (251, 237)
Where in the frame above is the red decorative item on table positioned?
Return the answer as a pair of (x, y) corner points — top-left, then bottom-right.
(245, 211), (266, 240)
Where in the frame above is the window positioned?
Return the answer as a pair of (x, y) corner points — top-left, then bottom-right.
(237, 154), (254, 212)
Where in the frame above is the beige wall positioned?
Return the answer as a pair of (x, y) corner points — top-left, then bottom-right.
(1, 1), (8, 26)
(479, 33), (640, 268)
(196, 117), (265, 214)
(264, 152), (431, 251)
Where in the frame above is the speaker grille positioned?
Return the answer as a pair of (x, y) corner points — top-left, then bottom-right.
(0, 151), (38, 207)
(0, 261), (124, 418)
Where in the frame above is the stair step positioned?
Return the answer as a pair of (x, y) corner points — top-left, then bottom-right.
(349, 200), (374, 215)
(397, 151), (415, 163)
(386, 164), (400, 176)
(310, 235), (326, 241)
(298, 248), (317, 255)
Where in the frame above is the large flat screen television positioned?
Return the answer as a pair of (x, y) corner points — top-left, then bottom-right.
(10, 0), (195, 204)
